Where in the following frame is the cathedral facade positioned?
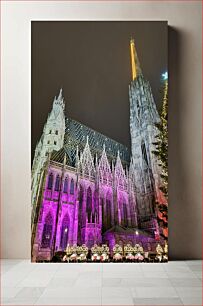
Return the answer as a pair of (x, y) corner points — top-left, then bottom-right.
(31, 39), (164, 262)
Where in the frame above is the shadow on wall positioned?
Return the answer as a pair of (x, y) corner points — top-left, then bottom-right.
(168, 26), (202, 260)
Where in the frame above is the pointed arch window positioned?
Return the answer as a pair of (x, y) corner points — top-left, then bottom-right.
(55, 174), (60, 191)
(70, 179), (74, 195)
(94, 190), (99, 215)
(63, 177), (68, 193)
(141, 141), (148, 165)
(47, 173), (53, 190)
(41, 212), (53, 248)
(60, 214), (69, 250)
(55, 130), (58, 135)
(79, 185), (83, 210)
(86, 187), (92, 222)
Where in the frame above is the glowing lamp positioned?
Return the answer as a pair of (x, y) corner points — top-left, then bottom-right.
(162, 72), (168, 80)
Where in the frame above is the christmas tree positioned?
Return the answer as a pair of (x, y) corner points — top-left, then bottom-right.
(153, 72), (168, 240)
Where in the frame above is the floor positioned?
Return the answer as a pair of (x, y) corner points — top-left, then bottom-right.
(1, 260), (202, 305)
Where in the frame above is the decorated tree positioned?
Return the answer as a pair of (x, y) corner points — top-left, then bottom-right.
(153, 72), (168, 240)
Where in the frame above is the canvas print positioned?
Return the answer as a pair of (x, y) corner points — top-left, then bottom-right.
(31, 21), (168, 263)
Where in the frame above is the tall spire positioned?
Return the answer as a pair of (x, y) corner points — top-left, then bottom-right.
(80, 137), (95, 177)
(130, 38), (142, 80)
(53, 88), (65, 111)
(58, 87), (63, 100)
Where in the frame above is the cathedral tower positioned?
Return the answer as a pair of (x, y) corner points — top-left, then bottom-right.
(32, 88), (65, 172)
(129, 39), (160, 233)
(31, 89), (66, 228)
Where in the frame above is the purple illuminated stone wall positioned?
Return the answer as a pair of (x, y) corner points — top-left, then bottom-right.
(32, 151), (153, 261)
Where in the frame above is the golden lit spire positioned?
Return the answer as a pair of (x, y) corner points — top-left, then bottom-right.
(130, 38), (136, 80)
(130, 38), (141, 80)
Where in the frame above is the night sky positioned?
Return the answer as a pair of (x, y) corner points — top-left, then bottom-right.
(31, 21), (167, 161)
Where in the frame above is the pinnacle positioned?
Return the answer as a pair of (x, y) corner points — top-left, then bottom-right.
(58, 87), (63, 99)
(86, 135), (89, 145)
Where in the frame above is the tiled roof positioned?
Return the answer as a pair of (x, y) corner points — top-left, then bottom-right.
(63, 117), (130, 167)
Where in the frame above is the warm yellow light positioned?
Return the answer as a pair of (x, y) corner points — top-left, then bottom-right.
(130, 39), (136, 80)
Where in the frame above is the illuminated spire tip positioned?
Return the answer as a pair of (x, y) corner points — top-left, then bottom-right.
(130, 38), (142, 81)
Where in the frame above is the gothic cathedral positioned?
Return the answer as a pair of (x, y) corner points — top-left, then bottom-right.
(31, 39), (164, 262)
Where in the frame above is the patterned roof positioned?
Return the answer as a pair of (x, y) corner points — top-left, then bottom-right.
(50, 117), (130, 167)
(60, 117), (130, 167)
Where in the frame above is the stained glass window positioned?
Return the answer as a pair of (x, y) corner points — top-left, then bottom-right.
(79, 185), (83, 209)
(63, 177), (68, 193)
(47, 173), (53, 190)
(86, 187), (92, 222)
(70, 178), (74, 194)
(55, 175), (60, 191)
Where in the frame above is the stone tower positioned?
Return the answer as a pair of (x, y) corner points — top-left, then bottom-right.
(31, 89), (66, 222)
(129, 39), (161, 233)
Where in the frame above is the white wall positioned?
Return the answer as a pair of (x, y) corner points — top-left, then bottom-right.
(1, 1), (202, 259)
